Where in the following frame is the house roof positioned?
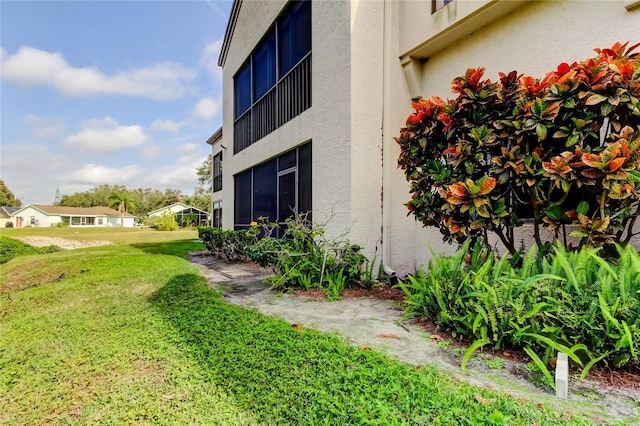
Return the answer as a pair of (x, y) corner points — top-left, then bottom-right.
(148, 203), (210, 216)
(147, 202), (190, 216)
(15, 205), (135, 217)
(217, 0), (242, 68)
(0, 206), (20, 217)
(206, 127), (223, 145)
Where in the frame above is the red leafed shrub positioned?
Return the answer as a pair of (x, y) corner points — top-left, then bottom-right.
(396, 42), (640, 254)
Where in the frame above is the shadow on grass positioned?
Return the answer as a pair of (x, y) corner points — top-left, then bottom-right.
(130, 240), (204, 259)
(150, 274), (573, 426)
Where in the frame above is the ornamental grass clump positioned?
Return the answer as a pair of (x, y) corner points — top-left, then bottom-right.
(397, 41), (640, 253)
(397, 241), (640, 389)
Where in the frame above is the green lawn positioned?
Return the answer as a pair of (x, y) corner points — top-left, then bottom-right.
(0, 232), (598, 425)
(1, 226), (199, 245)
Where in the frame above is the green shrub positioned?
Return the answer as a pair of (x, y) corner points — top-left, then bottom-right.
(245, 216), (370, 299)
(155, 211), (178, 231)
(200, 216), (372, 299)
(198, 226), (255, 262)
(143, 215), (160, 228)
(397, 241), (640, 387)
(397, 42), (640, 253)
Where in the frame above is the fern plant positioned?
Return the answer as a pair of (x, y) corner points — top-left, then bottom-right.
(397, 241), (640, 386)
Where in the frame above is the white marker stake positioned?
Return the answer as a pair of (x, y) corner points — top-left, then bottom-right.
(556, 352), (569, 399)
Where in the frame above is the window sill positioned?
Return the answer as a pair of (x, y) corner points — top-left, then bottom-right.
(624, 0), (640, 10)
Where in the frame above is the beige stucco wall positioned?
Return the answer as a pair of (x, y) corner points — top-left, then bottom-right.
(219, 0), (639, 277)
(403, 0), (640, 99)
(392, 0), (640, 272)
(220, 1), (285, 232)
(220, 0), (385, 261)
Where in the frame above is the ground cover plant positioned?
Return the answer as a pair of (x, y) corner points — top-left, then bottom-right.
(1, 234), (600, 424)
(200, 216), (374, 300)
(396, 42), (640, 252)
(397, 241), (640, 389)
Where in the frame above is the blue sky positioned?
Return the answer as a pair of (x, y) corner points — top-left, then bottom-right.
(1, 0), (232, 205)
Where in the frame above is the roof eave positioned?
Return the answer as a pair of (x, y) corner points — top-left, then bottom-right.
(217, 0), (242, 68)
(206, 127), (223, 145)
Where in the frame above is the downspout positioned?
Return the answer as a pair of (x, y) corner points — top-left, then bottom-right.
(381, 0), (396, 280)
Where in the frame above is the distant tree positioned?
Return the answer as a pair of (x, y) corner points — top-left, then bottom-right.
(59, 184), (126, 207)
(193, 154), (213, 223)
(184, 187), (211, 213)
(108, 191), (136, 227)
(0, 180), (21, 207)
(58, 185), (191, 223)
(196, 154), (213, 190)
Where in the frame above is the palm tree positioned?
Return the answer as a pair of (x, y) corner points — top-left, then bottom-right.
(108, 191), (135, 227)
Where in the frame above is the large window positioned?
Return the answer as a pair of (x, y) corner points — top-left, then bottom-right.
(233, 0), (312, 153)
(213, 152), (223, 192)
(213, 201), (222, 228)
(278, 0), (311, 75)
(253, 31), (277, 101)
(234, 64), (252, 118)
(234, 142), (312, 234)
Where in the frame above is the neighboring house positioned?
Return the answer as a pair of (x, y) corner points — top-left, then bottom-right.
(12, 205), (135, 228)
(0, 207), (20, 227)
(212, 0), (640, 275)
(148, 202), (210, 227)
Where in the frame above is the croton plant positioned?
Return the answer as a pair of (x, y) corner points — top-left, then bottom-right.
(396, 42), (640, 254)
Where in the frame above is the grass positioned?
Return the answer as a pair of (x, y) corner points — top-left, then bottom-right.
(0, 230), (599, 425)
(0, 236), (60, 264)
(1, 226), (199, 245)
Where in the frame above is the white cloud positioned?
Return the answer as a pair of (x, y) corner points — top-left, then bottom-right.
(176, 142), (201, 156)
(65, 116), (148, 153)
(199, 39), (223, 81)
(1, 46), (196, 100)
(24, 114), (65, 139)
(0, 143), (70, 204)
(69, 164), (142, 185)
(0, 138), (208, 205)
(144, 143), (206, 189)
(191, 97), (220, 121)
(149, 119), (186, 132)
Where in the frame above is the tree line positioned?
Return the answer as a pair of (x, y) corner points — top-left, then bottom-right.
(1, 154), (214, 221)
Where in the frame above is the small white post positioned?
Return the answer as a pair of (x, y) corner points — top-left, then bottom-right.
(555, 352), (569, 399)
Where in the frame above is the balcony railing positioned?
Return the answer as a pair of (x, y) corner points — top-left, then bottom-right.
(234, 53), (311, 153)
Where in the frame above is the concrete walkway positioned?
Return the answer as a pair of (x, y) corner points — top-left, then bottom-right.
(188, 251), (639, 423)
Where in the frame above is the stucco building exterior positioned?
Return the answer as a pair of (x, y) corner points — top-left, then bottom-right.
(212, 0), (640, 275)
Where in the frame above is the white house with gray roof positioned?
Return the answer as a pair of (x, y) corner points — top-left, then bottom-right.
(12, 205), (135, 228)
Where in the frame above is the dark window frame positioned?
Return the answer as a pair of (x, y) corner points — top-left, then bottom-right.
(234, 141), (312, 233)
(233, 0), (312, 153)
(213, 152), (223, 193)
